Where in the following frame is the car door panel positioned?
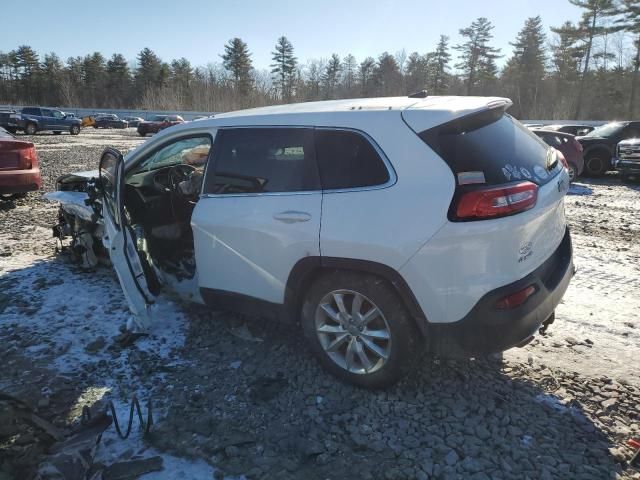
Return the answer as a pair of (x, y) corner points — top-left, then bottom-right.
(193, 127), (321, 306)
(192, 194), (321, 304)
(99, 148), (155, 330)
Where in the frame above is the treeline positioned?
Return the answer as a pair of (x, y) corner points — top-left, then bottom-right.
(2, 0), (640, 119)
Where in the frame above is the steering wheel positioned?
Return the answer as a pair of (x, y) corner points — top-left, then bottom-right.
(168, 164), (198, 200)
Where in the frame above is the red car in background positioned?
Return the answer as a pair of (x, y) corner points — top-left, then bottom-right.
(136, 114), (185, 137)
(0, 127), (42, 199)
(532, 129), (584, 182)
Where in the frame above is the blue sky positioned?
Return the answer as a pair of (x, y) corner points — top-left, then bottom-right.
(3, 0), (583, 69)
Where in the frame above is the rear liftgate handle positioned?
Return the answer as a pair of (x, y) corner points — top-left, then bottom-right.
(273, 211), (312, 224)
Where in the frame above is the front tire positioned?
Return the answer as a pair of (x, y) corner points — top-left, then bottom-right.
(25, 123), (37, 135)
(301, 271), (421, 388)
(70, 125), (80, 135)
(584, 152), (609, 176)
(567, 163), (577, 182)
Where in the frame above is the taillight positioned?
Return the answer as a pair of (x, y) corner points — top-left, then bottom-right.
(20, 146), (37, 169)
(572, 137), (583, 152)
(495, 285), (537, 309)
(454, 181), (538, 221)
(556, 150), (569, 170)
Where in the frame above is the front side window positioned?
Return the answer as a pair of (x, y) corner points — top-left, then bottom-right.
(51, 110), (64, 119)
(41, 109), (53, 117)
(204, 128), (319, 195)
(315, 129), (390, 190)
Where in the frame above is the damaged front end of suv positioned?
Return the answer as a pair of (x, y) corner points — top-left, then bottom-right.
(45, 171), (107, 269)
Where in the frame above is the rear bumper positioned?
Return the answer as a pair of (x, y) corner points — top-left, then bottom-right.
(428, 227), (574, 357)
(0, 168), (42, 193)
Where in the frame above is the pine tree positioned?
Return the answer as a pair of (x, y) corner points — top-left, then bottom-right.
(341, 54), (357, 94)
(612, 0), (640, 115)
(270, 36), (297, 102)
(40, 53), (63, 105)
(13, 45), (40, 102)
(135, 48), (164, 100)
(221, 38), (253, 95)
(373, 52), (402, 96)
(552, 0), (615, 118)
(322, 54), (341, 99)
(106, 54), (131, 107)
(405, 52), (429, 94)
(358, 57), (376, 96)
(454, 18), (501, 95)
(503, 16), (547, 118)
(431, 35), (451, 94)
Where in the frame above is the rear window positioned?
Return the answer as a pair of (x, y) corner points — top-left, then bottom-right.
(419, 111), (559, 186)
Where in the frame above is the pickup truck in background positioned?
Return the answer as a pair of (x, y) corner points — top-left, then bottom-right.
(613, 138), (640, 182)
(15, 107), (82, 135)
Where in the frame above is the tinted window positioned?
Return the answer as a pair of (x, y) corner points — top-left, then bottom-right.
(22, 108), (38, 115)
(420, 111), (560, 186)
(204, 128), (319, 194)
(315, 130), (390, 190)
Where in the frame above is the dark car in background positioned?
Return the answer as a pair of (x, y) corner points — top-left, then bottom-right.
(576, 121), (640, 176)
(18, 107), (82, 135)
(94, 114), (128, 129)
(0, 127), (41, 199)
(123, 116), (144, 128)
(532, 129), (584, 181)
(137, 115), (185, 136)
(544, 124), (595, 136)
(0, 109), (21, 133)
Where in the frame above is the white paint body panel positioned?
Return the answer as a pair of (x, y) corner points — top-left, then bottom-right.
(401, 168), (570, 323)
(192, 194), (321, 303)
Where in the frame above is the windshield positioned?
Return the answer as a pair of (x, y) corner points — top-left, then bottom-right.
(586, 122), (625, 138)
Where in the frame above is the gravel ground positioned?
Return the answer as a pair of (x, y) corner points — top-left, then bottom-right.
(0, 129), (639, 480)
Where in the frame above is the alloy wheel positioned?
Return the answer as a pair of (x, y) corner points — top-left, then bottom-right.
(314, 289), (392, 375)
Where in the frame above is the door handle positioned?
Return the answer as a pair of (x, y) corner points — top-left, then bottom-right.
(273, 211), (312, 223)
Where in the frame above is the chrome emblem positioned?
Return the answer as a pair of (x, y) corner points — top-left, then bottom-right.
(518, 242), (533, 263)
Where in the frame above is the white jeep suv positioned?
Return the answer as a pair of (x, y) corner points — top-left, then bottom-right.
(50, 96), (574, 388)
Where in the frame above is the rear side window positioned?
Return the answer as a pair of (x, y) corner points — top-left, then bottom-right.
(204, 128), (319, 194)
(419, 111), (559, 186)
(22, 108), (38, 115)
(315, 129), (390, 190)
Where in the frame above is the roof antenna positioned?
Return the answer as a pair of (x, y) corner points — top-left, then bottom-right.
(408, 90), (428, 99)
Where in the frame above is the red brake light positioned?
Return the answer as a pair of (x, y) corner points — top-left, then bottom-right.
(572, 137), (583, 152)
(455, 181), (538, 220)
(496, 285), (537, 309)
(556, 150), (569, 170)
(21, 145), (37, 169)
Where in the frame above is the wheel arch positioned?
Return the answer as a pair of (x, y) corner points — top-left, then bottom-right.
(285, 256), (429, 337)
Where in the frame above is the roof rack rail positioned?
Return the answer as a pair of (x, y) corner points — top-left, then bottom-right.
(408, 90), (428, 99)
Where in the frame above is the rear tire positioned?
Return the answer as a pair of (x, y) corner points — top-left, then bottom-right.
(70, 125), (80, 135)
(25, 123), (37, 135)
(301, 270), (421, 389)
(584, 152), (609, 176)
(567, 163), (577, 182)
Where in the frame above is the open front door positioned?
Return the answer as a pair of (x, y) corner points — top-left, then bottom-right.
(99, 148), (156, 330)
